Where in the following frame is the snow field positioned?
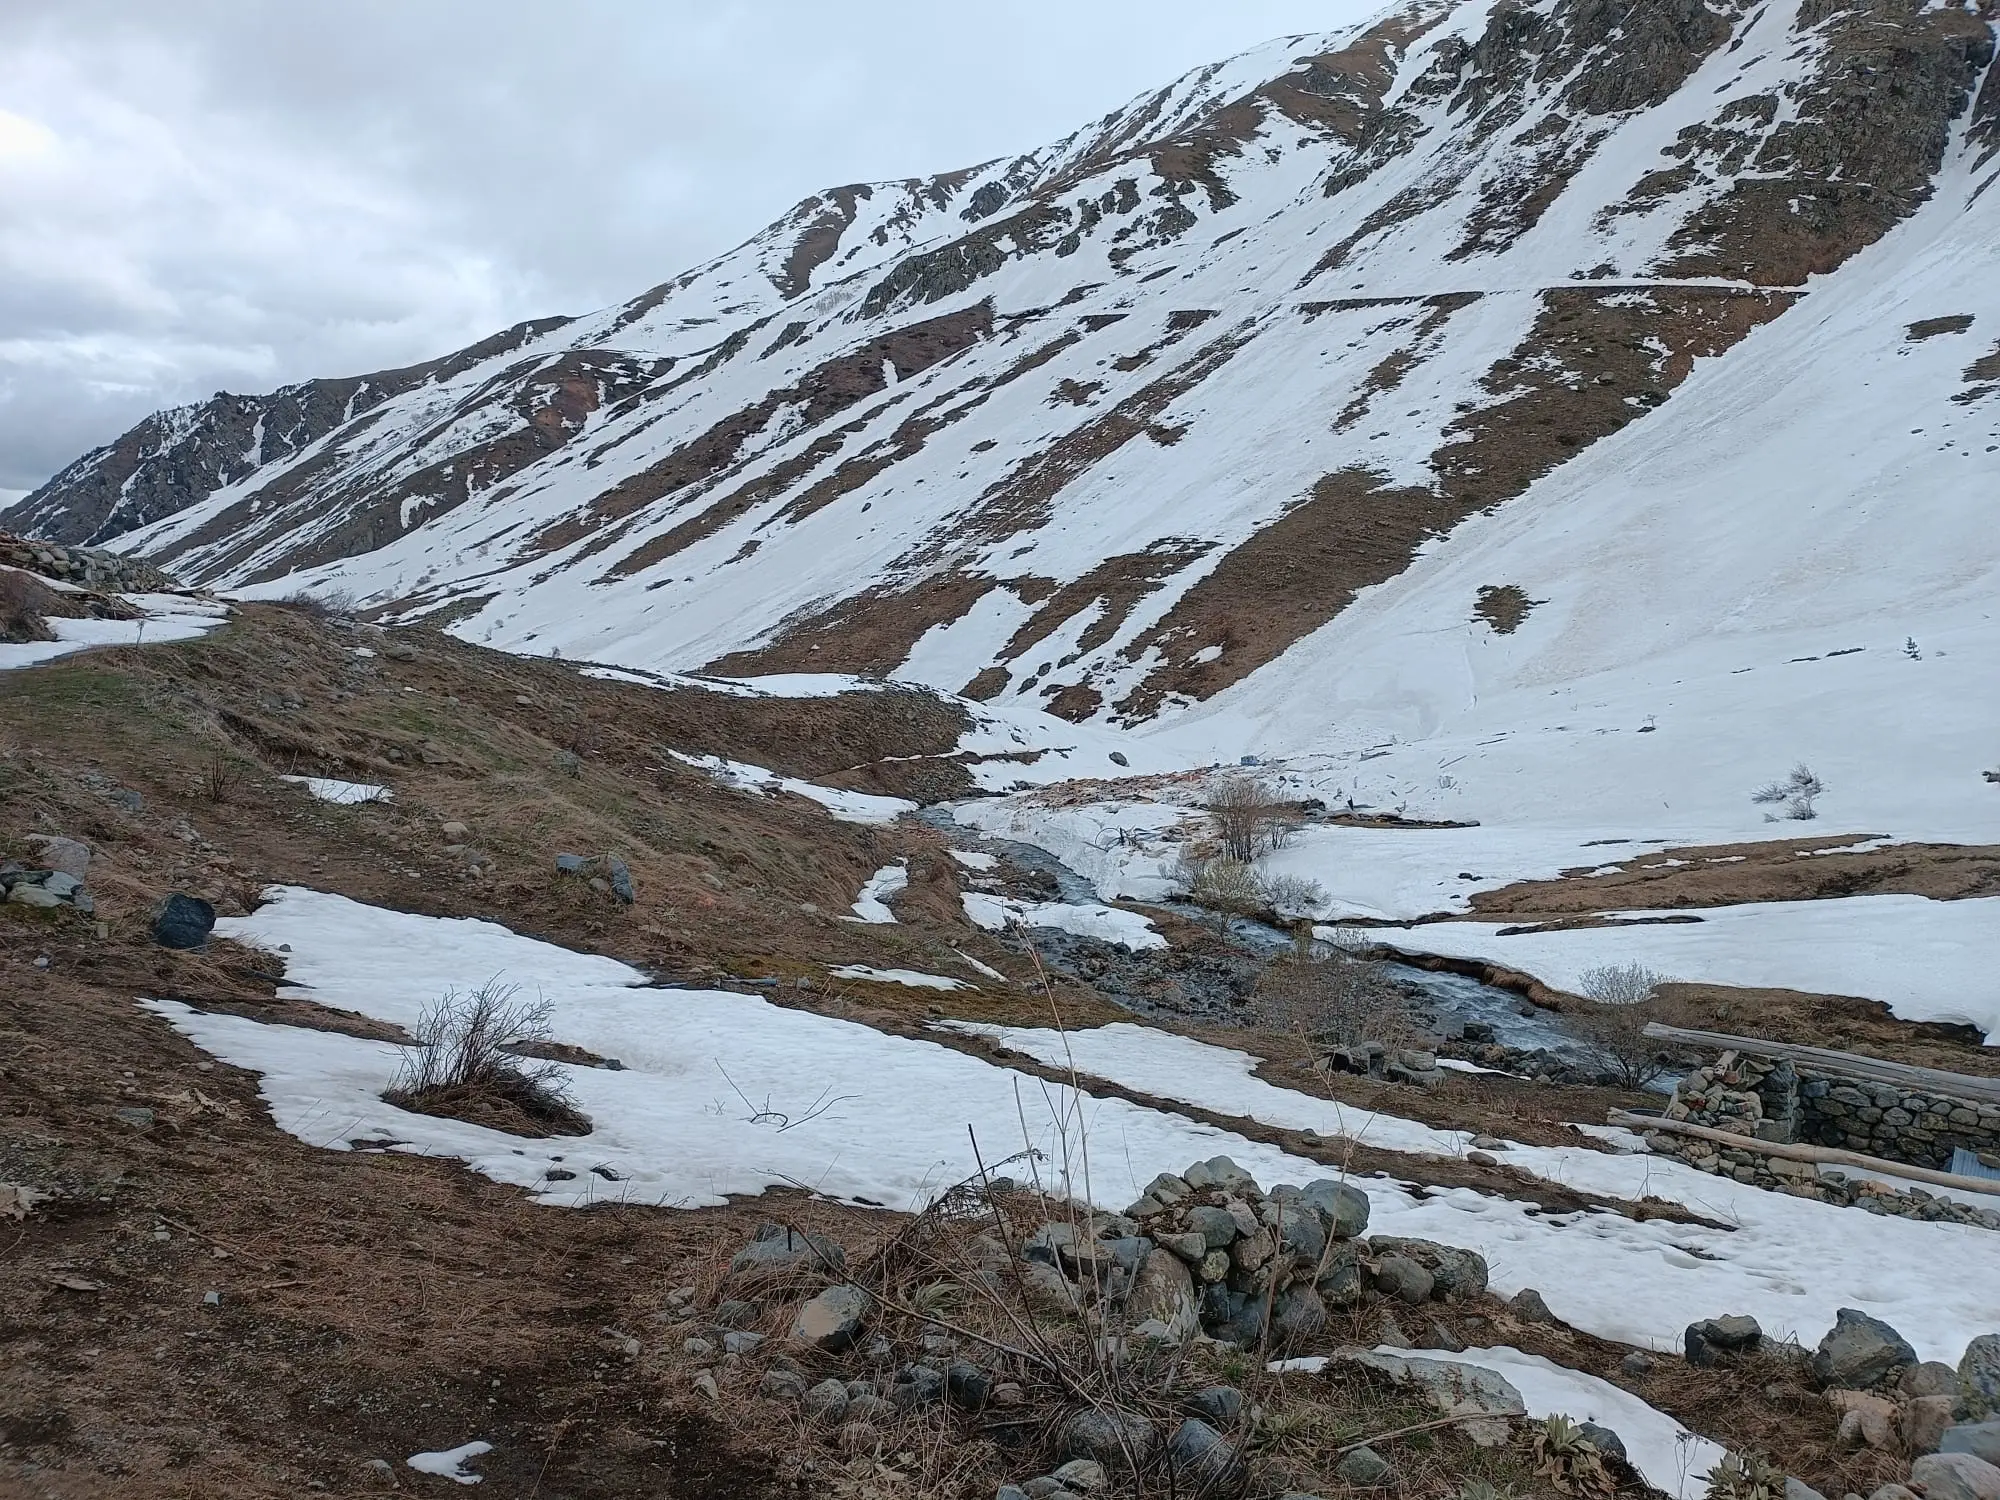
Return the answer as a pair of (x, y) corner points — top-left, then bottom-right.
(0, 593), (228, 672)
(280, 776), (390, 805)
(150, 889), (2000, 1366)
(961, 892), (1167, 951)
(1342, 896), (2000, 1043)
(849, 862), (908, 923)
(1275, 1347), (1728, 1500)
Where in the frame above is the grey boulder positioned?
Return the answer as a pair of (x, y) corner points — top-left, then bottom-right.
(1810, 1309), (1915, 1390)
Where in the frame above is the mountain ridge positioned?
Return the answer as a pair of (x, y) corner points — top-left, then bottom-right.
(7, 0), (1996, 728)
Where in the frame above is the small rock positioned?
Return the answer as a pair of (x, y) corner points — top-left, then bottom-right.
(1686, 1314), (1762, 1367)
(691, 1370), (719, 1399)
(682, 1337), (713, 1358)
(1166, 1417), (1242, 1493)
(1911, 1452), (2000, 1500)
(382, 640), (418, 662)
(1621, 1351), (1656, 1378)
(1784, 1481), (1828, 1500)
(360, 1456), (397, 1488)
(1963, 1335), (2000, 1418)
(758, 1368), (807, 1399)
(791, 1285), (869, 1352)
(995, 1488), (1032, 1500)
(1050, 1459), (1107, 1493)
(152, 894), (216, 950)
(712, 1299), (759, 1329)
(890, 1364), (945, 1410)
(1579, 1422), (1627, 1463)
(1186, 1385), (1243, 1426)
(847, 1393), (896, 1423)
(1811, 1309), (1916, 1391)
(1063, 1409), (1155, 1466)
(440, 821), (469, 839)
(114, 1107), (155, 1130)
(947, 1362), (992, 1411)
(1337, 1445), (1394, 1485)
(1300, 1178), (1371, 1238)
(1510, 1288), (1555, 1324)
(1469, 1134), (1508, 1150)
(1904, 1396), (1960, 1455)
(727, 1222), (844, 1285)
(1467, 1150), (1499, 1167)
(991, 1382), (1026, 1408)
(1905, 1361), (1962, 1399)
(25, 836), (89, 881)
(802, 1379), (849, 1422)
(1374, 1254), (1434, 1304)
(721, 1331), (763, 1355)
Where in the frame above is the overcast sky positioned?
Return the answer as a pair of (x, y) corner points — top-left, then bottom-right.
(0, 1), (1375, 497)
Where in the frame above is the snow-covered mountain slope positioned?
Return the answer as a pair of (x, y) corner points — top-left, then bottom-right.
(10, 0), (1995, 740)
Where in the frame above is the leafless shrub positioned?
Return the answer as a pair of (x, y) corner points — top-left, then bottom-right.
(1571, 965), (1674, 1087)
(384, 981), (590, 1136)
(0, 569), (58, 644)
(1259, 870), (1328, 919)
(1751, 763), (1825, 821)
(1254, 950), (1414, 1049)
(1173, 852), (1264, 915)
(1206, 774), (1299, 862)
(271, 587), (358, 620)
(1570, 1004), (1674, 1091)
(199, 748), (244, 804)
(1577, 962), (1667, 1004)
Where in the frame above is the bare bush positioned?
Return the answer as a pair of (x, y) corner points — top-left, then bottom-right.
(1259, 870), (1327, 919)
(1571, 1001), (1674, 1089)
(1577, 962), (1667, 1004)
(1206, 774), (1299, 862)
(1173, 852), (1265, 915)
(1751, 763), (1825, 821)
(384, 982), (590, 1136)
(199, 748), (244, 804)
(271, 587), (359, 620)
(1253, 950), (1414, 1049)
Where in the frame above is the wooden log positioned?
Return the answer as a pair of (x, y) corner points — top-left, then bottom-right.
(1640, 1022), (2000, 1107)
(1606, 1108), (2000, 1198)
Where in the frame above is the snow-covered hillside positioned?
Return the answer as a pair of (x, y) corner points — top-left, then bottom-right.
(10, 0), (1995, 734)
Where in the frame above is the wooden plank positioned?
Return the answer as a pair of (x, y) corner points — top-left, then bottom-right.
(1607, 1108), (2000, 1199)
(1641, 1022), (2000, 1107)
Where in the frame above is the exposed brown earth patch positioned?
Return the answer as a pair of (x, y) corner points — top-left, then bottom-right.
(1473, 583), (1542, 634)
(1468, 836), (2000, 916)
(702, 573), (997, 682)
(1909, 313), (1976, 340)
(546, 303), (992, 571)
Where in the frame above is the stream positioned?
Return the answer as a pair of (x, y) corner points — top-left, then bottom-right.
(923, 805), (1623, 1073)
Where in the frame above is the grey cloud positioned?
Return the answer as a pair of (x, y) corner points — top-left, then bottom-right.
(0, 0), (1370, 491)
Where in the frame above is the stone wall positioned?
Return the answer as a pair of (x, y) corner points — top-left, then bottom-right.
(1665, 1050), (2000, 1171)
(1801, 1076), (2000, 1171)
(0, 532), (180, 594)
(1647, 1049), (2000, 1232)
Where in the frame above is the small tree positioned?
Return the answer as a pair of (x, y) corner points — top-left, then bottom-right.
(1578, 963), (1666, 1004)
(1751, 763), (1825, 821)
(1206, 774), (1298, 862)
(1574, 964), (1673, 1088)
